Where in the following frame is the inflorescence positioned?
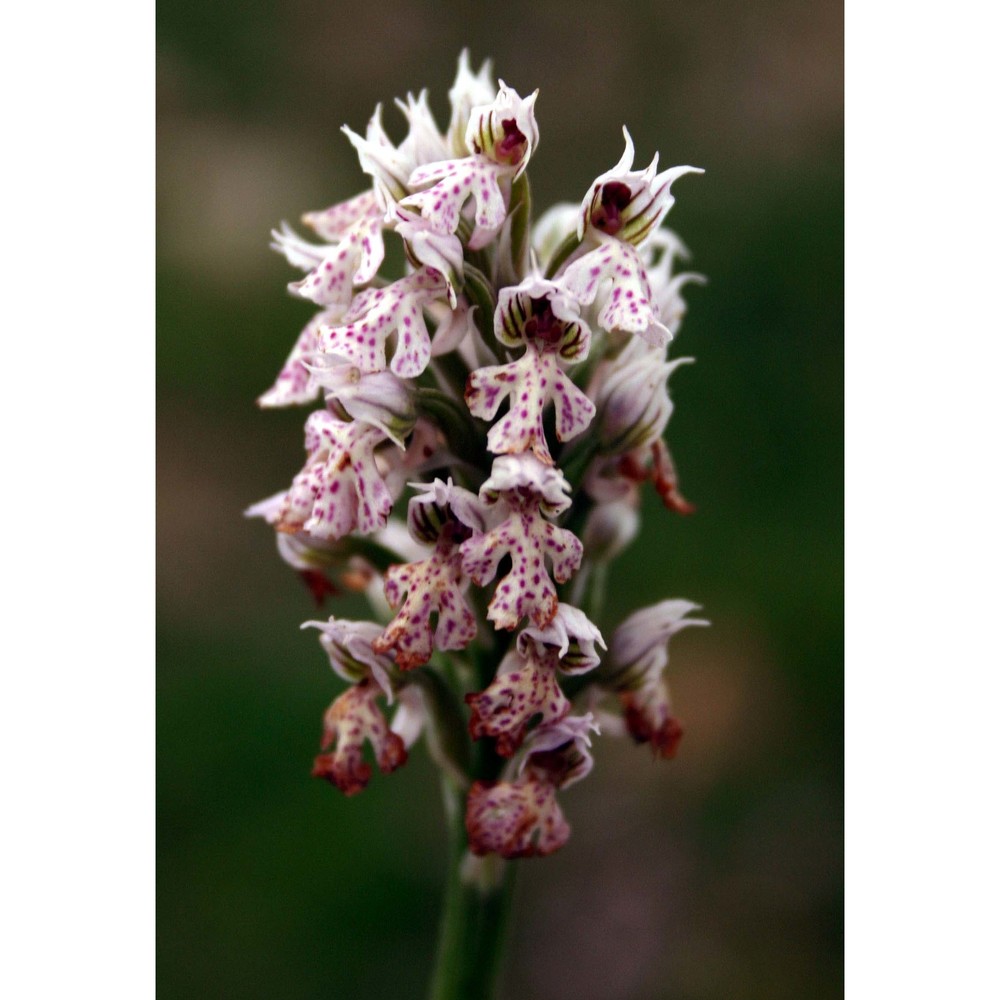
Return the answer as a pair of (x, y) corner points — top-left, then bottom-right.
(248, 52), (709, 860)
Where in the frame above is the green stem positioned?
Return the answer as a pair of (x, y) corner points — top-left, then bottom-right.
(507, 173), (532, 282)
(427, 780), (517, 1000)
(415, 387), (489, 468)
(461, 263), (498, 346)
(543, 230), (582, 279)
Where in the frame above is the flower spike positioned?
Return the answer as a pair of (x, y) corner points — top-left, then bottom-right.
(251, 57), (709, 885)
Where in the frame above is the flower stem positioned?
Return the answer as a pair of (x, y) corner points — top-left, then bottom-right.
(427, 779), (517, 1000)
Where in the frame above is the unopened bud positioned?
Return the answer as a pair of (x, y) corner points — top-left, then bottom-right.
(582, 499), (640, 562)
(310, 362), (417, 449)
(595, 346), (691, 455)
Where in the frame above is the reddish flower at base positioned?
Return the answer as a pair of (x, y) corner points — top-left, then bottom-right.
(311, 680), (408, 796)
(620, 686), (685, 759)
(465, 715), (596, 858)
(466, 769), (570, 859)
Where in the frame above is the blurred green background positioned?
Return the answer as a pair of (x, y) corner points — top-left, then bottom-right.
(157, 1), (842, 997)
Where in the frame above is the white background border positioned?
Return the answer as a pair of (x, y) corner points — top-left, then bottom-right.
(2, 2), (155, 996)
(846, 0), (999, 995)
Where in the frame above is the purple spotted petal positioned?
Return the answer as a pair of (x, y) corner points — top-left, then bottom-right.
(465, 346), (595, 464)
(466, 648), (570, 757)
(373, 537), (477, 670)
(302, 190), (382, 242)
(563, 240), (670, 347)
(272, 217), (384, 308)
(276, 410), (393, 541)
(257, 310), (332, 409)
(466, 771), (569, 858)
(406, 157), (509, 236)
(460, 499), (582, 631)
(318, 269), (447, 377)
(312, 681), (407, 796)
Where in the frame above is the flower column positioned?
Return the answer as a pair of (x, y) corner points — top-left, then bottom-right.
(247, 52), (708, 1000)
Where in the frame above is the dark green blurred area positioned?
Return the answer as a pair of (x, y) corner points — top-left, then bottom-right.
(158, 2), (842, 997)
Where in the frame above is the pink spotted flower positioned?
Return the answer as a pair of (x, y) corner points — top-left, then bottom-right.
(460, 454), (583, 630)
(318, 268), (452, 378)
(465, 274), (595, 464)
(466, 603), (604, 756)
(405, 81), (539, 248)
(465, 714), (598, 858)
(373, 479), (485, 670)
(274, 408), (394, 541)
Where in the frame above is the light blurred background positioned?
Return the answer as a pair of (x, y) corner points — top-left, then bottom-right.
(157, 2), (843, 997)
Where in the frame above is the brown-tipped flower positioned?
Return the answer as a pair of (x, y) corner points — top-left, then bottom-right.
(465, 715), (598, 858)
(602, 600), (708, 758)
(312, 681), (408, 796)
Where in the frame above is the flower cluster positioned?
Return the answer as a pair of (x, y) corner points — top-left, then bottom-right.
(249, 53), (707, 860)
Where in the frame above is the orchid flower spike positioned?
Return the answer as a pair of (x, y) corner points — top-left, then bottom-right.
(250, 56), (709, 885)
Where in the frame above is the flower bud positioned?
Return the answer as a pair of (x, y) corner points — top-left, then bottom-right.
(532, 202), (581, 271)
(342, 105), (413, 202)
(594, 343), (691, 455)
(642, 229), (705, 339)
(581, 499), (640, 562)
(603, 599), (709, 691)
(447, 50), (496, 156)
(302, 617), (399, 699)
(309, 361), (417, 448)
(393, 89), (449, 168)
